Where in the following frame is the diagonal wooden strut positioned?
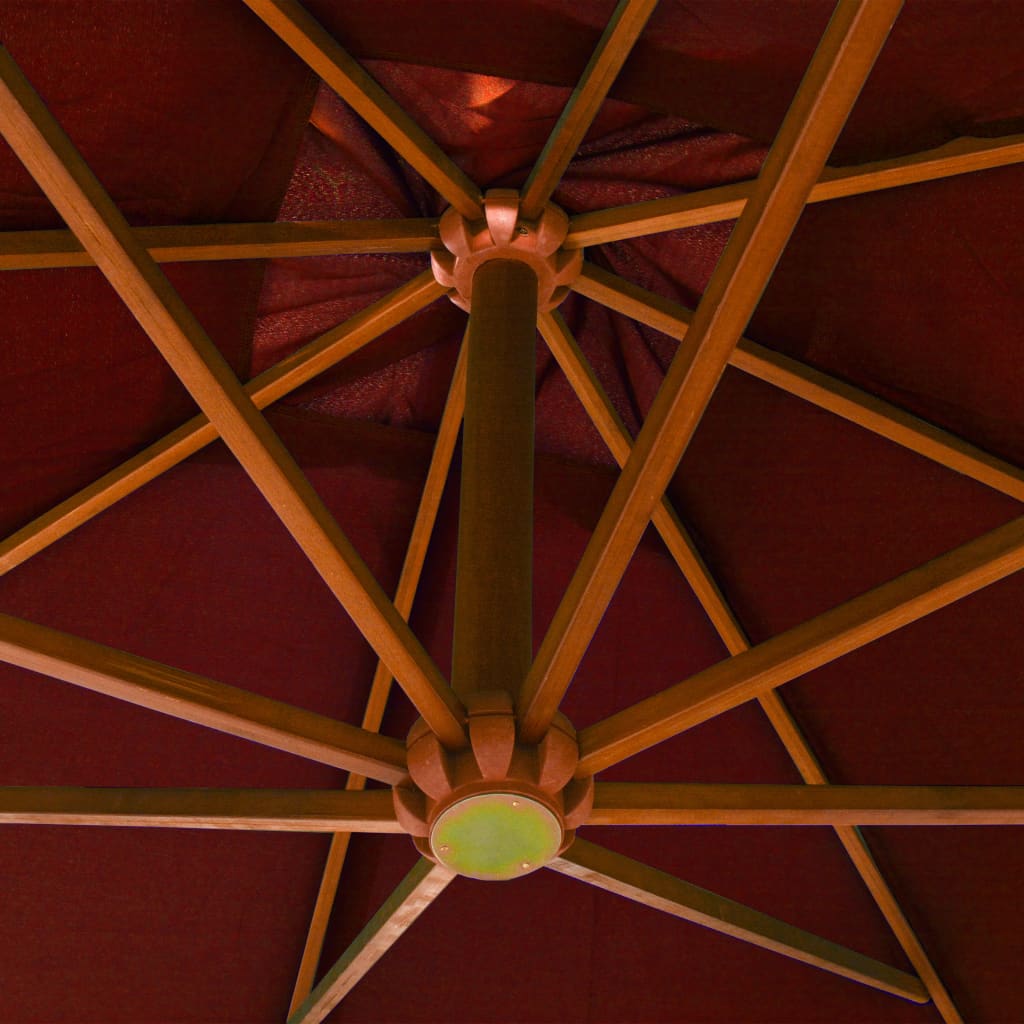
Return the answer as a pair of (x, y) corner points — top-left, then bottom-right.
(0, 613), (407, 784)
(242, 0), (481, 219)
(0, 787), (402, 831)
(729, 341), (1024, 502)
(0, 47), (467, 749)
(0, 271), (446, 576)
(288, 339), (468, 1017)
(517, 0), (904, 742)
(539, 309), (961, 1019)
(0, 218), (439, 270)
(538, 309), (739, 637)
(579, 511), (1024, 776)
(289, 859), (455, 1024)
(552, 840), (928, 1003)
(575, 261), (1024, 503)
(566, 132), (1024, 247)
(519, 0), (659, 220)
(589, 782), (1024, 825)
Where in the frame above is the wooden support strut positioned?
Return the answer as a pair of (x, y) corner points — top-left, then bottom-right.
(553, 839), (928, 1003)
(519, 0), (659, 220)
(0, 271), (447, 576)
(539, 307), (962, 1020)
(287, 342), (469, 1018)
(578, 512), (1024, 776)
(289, 859), (455, 1024)
(572, 261), (1024, 504)
(243, 0), (482, 219)
(517, 0), (905, 742)
(452, 260), (539, 699)
(0, 46), (467, 750)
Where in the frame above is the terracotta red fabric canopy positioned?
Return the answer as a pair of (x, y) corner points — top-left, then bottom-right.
(1, 1), (1022, 1022)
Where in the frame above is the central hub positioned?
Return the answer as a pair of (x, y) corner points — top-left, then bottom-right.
(430, 792), (562, 881)
(430, 188), (583, 311)
(392, 691), (594, 879)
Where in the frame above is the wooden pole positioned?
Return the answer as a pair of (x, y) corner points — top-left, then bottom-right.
(452, 260), (538, 699)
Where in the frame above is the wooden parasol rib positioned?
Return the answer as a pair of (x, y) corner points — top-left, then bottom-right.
(242, 0), (481, 219)
(0, 613), (407, 784)
(0, 218), (439, 270)
(589, 782), (1024, 826)
(574, 261), (1024, 503)
(0, 787), (402, 832)
(519, 0), (659, 220)
(567, 132), (1024, 247)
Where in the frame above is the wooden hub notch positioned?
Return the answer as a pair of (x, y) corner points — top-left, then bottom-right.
(430, 188), (582, 311)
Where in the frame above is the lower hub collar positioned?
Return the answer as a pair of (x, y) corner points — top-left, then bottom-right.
(392, 690), (594, 879)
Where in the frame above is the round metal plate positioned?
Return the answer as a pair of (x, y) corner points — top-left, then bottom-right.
(429, 792), (562, 881)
